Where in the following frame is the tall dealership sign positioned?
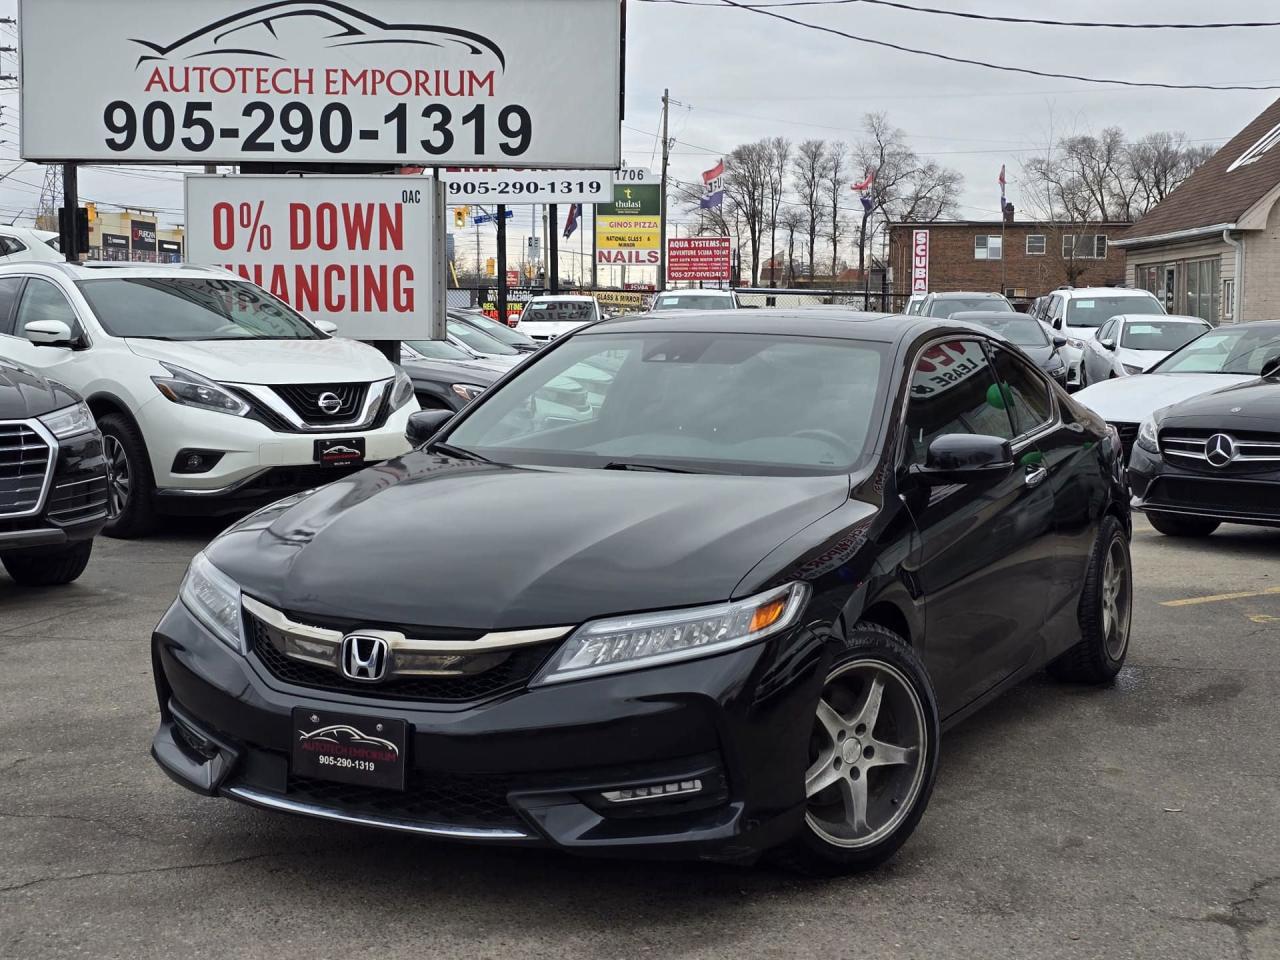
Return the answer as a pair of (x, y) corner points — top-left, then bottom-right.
(185, 176), (440, 340)
(596, 184), (661, 267)
(911, 229), (930, 295)
(18, 0), (624, 168)
(667, 237), (731, 283)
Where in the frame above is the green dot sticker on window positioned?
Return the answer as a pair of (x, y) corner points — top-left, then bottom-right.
(986, 382), (1014, 411)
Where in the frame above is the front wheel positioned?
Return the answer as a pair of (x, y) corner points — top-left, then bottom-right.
(99, 413), (157, 539)
(775, 623), (940, 875)
(1147, 512), (1220, 538)
(1, 540), (93, 586)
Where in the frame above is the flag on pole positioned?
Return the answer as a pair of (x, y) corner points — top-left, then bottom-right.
(852, 168), (876, 212)
(701, 159), (725, 209)
(563, 203), (581, 240)
(998, 164), (1007, 209)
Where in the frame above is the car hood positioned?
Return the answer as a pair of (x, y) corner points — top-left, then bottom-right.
(517, 321), (592, 340)
(1157, 378), (1280, 429)
(1074, 373), (1256, 422)
(207, 457), (852, 630)
(0, 358), (78, 418)
(125, 337), (393, 385)
(1115, 347), (1168, 371)
(401, 357), (502, 386)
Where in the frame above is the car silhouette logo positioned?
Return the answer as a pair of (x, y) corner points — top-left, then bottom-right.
(323, 444), (359, 455)
(340, 634), (389, 682)
(316, 392), (343, 415)
(297, 723), (398, 757)
(1205, 434), (1236, 468)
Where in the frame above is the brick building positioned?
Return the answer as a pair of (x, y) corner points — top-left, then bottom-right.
(887, 219), (1130, 304)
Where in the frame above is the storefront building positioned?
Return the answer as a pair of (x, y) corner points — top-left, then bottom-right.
(88, 210), (184, 264)
(1117, 97), (1280, 325)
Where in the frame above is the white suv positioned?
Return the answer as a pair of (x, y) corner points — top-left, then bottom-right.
(1041, 287), (1165, 389)
(0, 263), (415, 537)
(513, 295), (602, 342)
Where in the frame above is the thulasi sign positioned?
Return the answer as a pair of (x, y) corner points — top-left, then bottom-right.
(185, 176), (438, 340)
(19, 0), (623, 167)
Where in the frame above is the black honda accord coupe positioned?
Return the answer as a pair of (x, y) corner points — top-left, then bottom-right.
(151, 310), (1132, 873)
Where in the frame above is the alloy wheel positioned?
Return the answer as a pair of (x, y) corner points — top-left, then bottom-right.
(1101, 539), (1131, 660)
(804, 659), (928, 849)
(104, 435), (131, 519)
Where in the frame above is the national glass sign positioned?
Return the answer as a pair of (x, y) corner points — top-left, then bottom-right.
(18, 0), (623, 168)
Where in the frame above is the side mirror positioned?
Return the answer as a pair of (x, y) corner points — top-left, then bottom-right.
(910, 434), (1014, 486)
(24, 319), (75, 347)
(1262, 355), (1280, 380)
(313, 320), (339, 335)
(407, 409), (454, 447)
(1100, 338), (1117, 351)
(1052, 336), (1068, 348)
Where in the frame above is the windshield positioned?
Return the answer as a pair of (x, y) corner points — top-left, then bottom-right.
(456, 312), (534, 347)
(521, 300), (596, 324)
(652, 294), (735, 311)
(1066, 296), (1162, 328)
(77, 277), (321, 340)
(445, 332), (889, 475)
(404, 339), (475, 362)
(1150, 326), (1280, 375)
(448, 320), (519, 356)
(957, 313), (1049, 347)
(1120, 320), (1208, 352)
(927, 297), (1011, 317)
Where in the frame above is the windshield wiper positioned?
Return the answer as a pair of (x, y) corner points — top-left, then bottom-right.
(430, 442), (492, 464)
(603, 461), (705, 474)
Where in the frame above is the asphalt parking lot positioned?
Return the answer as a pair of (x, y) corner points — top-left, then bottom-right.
(1, 517), (1277, 960)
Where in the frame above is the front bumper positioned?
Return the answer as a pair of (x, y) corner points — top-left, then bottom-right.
(0, 429), (108, 553)
(135, 397), (414, 495)
(151, 602), (824, 861)
(1129, 445), (1280, 528)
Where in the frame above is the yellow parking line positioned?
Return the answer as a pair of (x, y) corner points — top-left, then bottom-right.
(1162, 586), (1280, 607)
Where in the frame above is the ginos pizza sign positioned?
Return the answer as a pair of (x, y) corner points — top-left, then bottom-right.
(912, 229), (929, 295)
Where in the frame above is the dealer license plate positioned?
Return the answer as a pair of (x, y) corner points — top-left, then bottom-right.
(314, 437), (366, 468)
(291, 708), (407, 790)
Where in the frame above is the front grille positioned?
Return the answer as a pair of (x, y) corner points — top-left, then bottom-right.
(1161, 429), (1280, 475)
(246, 611), (554, 703)
(1110, 422), (1139, 463)
(45, 473), (110, 526)
(272, 383), (370, 425)
(284, 773), (521, 829)
(1147, 477), (1280, 519)
(0, 423), (52, 518)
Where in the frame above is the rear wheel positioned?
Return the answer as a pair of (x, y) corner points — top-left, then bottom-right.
(99, 414), (157, 539)
(1147, 512), (1220, 538)
(1, 540), (93, 586)
(1049, 516), (1131, 684)
(775, 624), (939, 875)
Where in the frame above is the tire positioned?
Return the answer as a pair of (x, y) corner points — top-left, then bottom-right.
(774, 623), (940, 875)
(1, 540), (93, 586)
(1049, 515), (1132, 684)
(99, 413), (157, 539)
(1147, 512), (1220, 538)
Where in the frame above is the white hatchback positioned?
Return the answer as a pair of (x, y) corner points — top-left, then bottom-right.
(0, 263), (415, 537)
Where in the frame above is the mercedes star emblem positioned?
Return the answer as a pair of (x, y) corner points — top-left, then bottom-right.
(1205, 433), (1236, 468)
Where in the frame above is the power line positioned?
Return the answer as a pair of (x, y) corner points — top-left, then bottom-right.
(639, 0), (1280, 29)
(643, 0), (1280, 91)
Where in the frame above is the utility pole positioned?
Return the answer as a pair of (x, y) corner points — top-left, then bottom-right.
(496, 203), (508, 324)
(658, 88), (670, 293)
(549, 204), (559, 294)
(590, 204), (598, 289)
(60, 164), (82, 262)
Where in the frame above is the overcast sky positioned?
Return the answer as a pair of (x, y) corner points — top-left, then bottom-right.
(1, 0), (1277, 269)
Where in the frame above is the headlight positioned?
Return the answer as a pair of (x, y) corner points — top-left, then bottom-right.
(1122, 363), (1145, 376)
(1067, 337), (1086, 350)
(390, 369), (416, 410)
(1137, 417), (1160, 454)
(152, 363), (249, 417)
(37, 401), (95, 439)
(451, 383), (486, 403)
(533, 582), (810, 686)
(179, 552), (245, 654)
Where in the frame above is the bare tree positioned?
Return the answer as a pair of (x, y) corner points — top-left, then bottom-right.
(779, 207), (806, 285)
(1127, 132), (1217, 215)
(824, 141), (849, 283)
(792, 138), (828, 281)
(723, 141), (772, 285)
(764, 137), (792, 288)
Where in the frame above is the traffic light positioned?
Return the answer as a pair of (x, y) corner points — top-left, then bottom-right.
(453, 206), (469, 229)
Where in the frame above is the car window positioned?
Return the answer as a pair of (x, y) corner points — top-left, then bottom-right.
(520, 301), (595, 323)
(448, 333), (890, 474)
(1097, 319), (1114, 343)
(956, 313), (1048, 347)
(15, 278), (80, 340)
(403, 339), (474, 362)
(1066, 296), (1162, 328)
(904, 339), (1014, 465)
(0, 277), (24, 335)
(652, 294), (734, 311)
(926, 297), (1011, 318)
(990, 346), (1054, 436)
(1048, 296), (1063, 323)
(1152, 326), (1280, 375)
(1121, 320), (1209, 352)
(0, 236), (28, 256)
(448, 320), (519, 355)
(458, 312), (534, 347)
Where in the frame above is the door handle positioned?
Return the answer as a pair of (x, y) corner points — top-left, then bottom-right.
(1025, 466), (1048, 488)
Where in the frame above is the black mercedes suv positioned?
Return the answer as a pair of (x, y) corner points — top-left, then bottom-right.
(151, 310), (1131, 873)
(0, 356), (109, 584)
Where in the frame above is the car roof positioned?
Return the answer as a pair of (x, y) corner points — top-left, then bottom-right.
(926, 291), (1007, 299)
(950, 310), (1034, 320)
(0, 261), (234, 281)
(526, 294), (595, 302)
(656, 288), (734, 296)
(1059, 287), (1155, 298)
(1113, 314), (1208, 323)
(587, 308), (974, 344)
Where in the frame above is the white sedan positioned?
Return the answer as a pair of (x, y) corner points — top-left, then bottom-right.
(1074, 320), (1280, 458)
(1079, 315), (1211, 387)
